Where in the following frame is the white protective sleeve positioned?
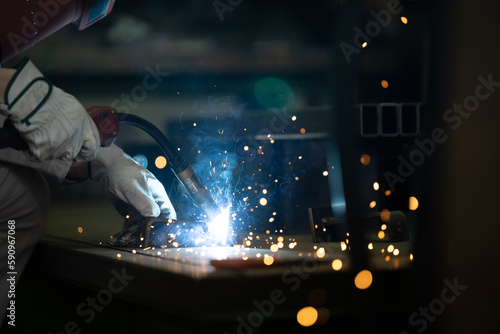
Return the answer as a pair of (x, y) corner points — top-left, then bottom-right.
(0, 114), (72, 181)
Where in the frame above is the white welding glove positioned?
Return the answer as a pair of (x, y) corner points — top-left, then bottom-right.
(0, 57), (100, 162)
(90, 144), (176, 219)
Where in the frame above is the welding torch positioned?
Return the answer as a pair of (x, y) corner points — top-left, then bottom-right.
(0, 106), (220, 220)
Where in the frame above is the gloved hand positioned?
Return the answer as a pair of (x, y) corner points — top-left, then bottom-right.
(90, 144), (176, 219)
(0, 57), (100, 162)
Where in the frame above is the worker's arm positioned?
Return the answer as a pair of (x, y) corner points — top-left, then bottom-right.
(0, 57), (100, 162)
(0, 138), (175, 218)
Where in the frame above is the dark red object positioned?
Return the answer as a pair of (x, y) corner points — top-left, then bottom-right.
(0, 0), (115, 64)
(86, 106), (119, 147)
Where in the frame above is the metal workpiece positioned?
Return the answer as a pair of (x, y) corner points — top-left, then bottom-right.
(108, 216), (210, 248)
(28, 233), (414, 329)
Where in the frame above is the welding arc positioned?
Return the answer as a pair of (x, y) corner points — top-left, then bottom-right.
(117, 113), (220, 219)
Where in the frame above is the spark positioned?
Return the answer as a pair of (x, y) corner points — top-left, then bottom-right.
(206, 207), (231, 246)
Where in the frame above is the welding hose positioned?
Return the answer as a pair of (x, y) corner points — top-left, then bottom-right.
(117, 113), (220, 219)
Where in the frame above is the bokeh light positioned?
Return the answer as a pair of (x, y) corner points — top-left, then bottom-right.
(254, 77), (295, 109)
(132, 154), (148, 169)
(307, 289), (327, 307)
(263, 256), (274, 266)
(409, 196), (419, 210)
(315, 307), (330, 326)
(354, 270), (373, 290)
(297, 306), (318, 327)
(155, 156), (167, 169)
(332, 259), (343, 271)
(380, 209), (391, 222)
(360, 154), (371, 165)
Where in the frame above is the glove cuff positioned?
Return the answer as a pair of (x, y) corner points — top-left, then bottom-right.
(0, 57), (52, 123)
